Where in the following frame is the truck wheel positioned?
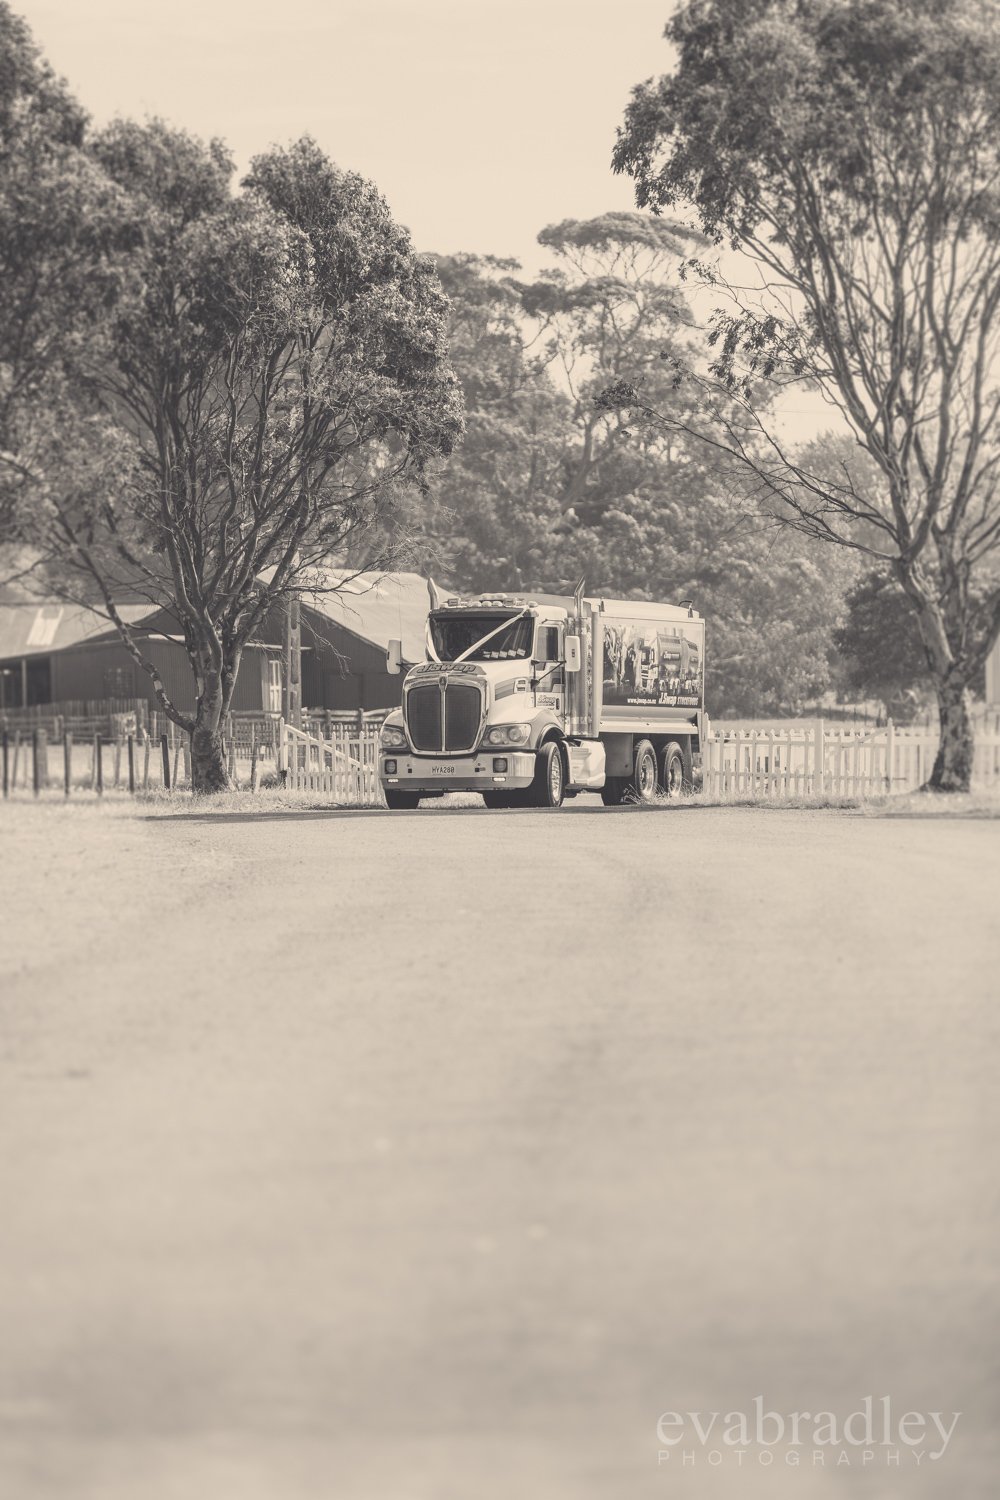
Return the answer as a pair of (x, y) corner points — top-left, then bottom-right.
(529, 741), (565, 808)
(628, 739), (659, 803)
(383, 788), (422, 809)
(660, 740), (692, 798)
(600, 777), (627, 806)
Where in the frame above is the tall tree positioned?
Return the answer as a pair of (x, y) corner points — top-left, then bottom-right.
(612, 0), (1000, 789)
(406, 252), (571, 589)
(417, 215), (706, 591)
(34, 125), (462, 789)
(833, 569), (934, 720)
(519, 212), (704, 534)
(421, 223), (853, 714)
(0, 2), (125, 570)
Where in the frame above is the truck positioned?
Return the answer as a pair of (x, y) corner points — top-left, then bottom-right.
(378, 582), (705, 809)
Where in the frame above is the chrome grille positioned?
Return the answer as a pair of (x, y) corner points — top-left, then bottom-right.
(406, 684), (442, 751)
(444, 684), (481, 751)
(404, 677), (483, 753)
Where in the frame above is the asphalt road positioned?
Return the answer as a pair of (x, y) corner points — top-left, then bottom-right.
(1, 800), (998, 1499)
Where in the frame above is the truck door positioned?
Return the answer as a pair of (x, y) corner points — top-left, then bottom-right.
(533, 622), (564, 711)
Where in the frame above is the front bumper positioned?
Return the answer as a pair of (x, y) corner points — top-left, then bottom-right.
(380, 750), (537, 792)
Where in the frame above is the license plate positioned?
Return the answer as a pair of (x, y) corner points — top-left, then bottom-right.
(431, 764), (457, 775)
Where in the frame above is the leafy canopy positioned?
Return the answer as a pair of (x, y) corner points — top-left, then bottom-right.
(612, 0), (1000, 784)
(34, 120), (462, 750)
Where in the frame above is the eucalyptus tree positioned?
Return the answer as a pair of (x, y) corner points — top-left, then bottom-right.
(612, 0), (1000, 788)
(424, 221), (849, 714)
(422, 215), (706, 591)
(42, 126), (462, 790)
(407, 251), (570, 591)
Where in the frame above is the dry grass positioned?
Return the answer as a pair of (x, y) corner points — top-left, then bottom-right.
(0, 785), (382, 820)
(3, 782), (999, 822)
(870, 786), (1000, 818)
(642, 785), (1000, 816)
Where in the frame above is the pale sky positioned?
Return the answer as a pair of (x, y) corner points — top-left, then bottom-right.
(16, 0), (832, 438)
(17, 0), (677, 275)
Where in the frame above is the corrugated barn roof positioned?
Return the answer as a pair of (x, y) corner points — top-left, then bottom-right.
(0, 602), (161, 659)
(305, 572), (431, 664)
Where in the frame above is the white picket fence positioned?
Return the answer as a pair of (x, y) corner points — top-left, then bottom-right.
(247, 713), (1000, 805)
(281, 721), (383, 805)
(703, 712), (1000, 797)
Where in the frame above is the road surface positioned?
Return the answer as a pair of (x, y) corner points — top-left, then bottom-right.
(1, 800), (998, 1499)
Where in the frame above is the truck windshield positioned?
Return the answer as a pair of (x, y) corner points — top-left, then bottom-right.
(430, 612), (533, 661)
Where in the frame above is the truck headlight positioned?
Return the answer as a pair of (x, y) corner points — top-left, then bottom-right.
(380, 725), (407, 749)
(485, 724), (530, 746)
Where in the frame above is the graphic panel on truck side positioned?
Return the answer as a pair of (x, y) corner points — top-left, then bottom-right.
(602, 618), (703, 710)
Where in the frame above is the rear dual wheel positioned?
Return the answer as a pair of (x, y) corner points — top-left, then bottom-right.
(660, 740), (693, 798)
(630, 740), (659, 803)
(603, 739), (658, 805)
(601, 739), (691, 805)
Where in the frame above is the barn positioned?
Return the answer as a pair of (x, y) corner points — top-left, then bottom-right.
(0, 573), (431, 721)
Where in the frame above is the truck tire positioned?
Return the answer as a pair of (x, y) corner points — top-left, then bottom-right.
(383, 788), (422, 809)
(628, 739), (659, 803)
(660, 740), (692, 798)
(529, 741), (565, 808)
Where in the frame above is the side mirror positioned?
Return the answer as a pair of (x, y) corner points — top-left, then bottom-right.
(386, 638), (402, 675)
(565, 635), (581, 673)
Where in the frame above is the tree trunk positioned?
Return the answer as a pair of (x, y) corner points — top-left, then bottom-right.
(189, 670), (232, 795)
(928, 670), (975, 792)
(900, 568), (975, 793)
(190, 722), (231, 794)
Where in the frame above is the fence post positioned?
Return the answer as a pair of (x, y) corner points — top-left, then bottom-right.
(64, 729), (72, 797)
(95, 734), (103, 796)
(161, 734), (171, 791)
(127, 734), (135, 794)
(814, 719), (825, 793)
(278, 716), (287, 786)
(2, 728), (7, 798)
(31, 729), (39, 797)
(249, 724), (258, 794)
(885, 718), (895, 794)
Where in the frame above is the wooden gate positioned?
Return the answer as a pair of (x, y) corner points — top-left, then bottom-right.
(281, 722), (384, 805)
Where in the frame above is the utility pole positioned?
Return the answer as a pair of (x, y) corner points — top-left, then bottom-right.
(283, 595), (302, 729)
